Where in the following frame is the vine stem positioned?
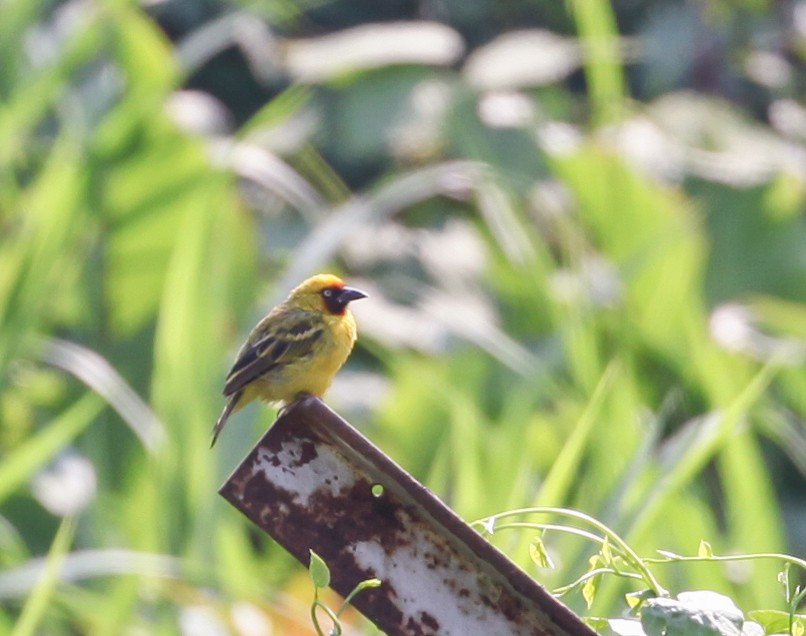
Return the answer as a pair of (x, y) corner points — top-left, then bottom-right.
(650, 551), (806, 571)
(310, 598), (341, 636)
(474, 506), (669, 597)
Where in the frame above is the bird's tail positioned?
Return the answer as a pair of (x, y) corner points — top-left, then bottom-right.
(211, 391), (242, 447)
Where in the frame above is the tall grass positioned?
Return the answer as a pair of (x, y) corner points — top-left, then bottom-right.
(1, 0), (804, 633)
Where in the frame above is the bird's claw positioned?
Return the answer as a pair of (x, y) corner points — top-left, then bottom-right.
(278, 392), (314, 418)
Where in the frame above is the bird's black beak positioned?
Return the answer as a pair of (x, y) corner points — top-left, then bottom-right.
(323, 285), (368, 314)
(338, 286), (368, 304)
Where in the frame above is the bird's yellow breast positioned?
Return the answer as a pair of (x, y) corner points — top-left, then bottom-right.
(246, 309), (357, 405)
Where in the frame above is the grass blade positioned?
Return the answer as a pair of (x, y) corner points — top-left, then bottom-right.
(0, 394), (104, 506)
(11, 516), (77, 636)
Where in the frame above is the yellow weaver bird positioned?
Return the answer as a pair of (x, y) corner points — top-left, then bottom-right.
(211, 273), (367, 446)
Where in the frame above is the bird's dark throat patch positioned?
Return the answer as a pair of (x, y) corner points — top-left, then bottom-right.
(321, 286), (347, 315)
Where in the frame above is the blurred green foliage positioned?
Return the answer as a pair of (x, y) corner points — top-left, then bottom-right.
(1, 0), (805, 633)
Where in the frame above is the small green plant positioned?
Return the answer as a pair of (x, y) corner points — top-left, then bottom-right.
(475, 507), (806, 636)
(747, 564), (806, 636)
(308, 550), (382, 636)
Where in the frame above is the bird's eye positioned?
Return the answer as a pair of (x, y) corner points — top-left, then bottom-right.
(322, 288), (334, 298)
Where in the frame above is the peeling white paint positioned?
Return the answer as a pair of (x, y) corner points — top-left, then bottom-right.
(251, 441), (356, 506)
(349, 526), (516, 635)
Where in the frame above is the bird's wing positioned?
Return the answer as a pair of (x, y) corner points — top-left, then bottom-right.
(223, 310), (325, 396)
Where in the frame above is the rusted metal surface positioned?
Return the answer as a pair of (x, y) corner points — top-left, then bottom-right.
(219, 396), (595, 636)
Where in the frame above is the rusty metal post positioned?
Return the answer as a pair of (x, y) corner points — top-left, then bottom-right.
(219, 396), (595, 636)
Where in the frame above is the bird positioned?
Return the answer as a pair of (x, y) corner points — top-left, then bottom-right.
(211, 273), (367, 447)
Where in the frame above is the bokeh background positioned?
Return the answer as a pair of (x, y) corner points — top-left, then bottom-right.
(2, 0), (806, 633)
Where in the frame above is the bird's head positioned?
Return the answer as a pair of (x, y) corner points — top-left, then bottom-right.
(288, 274), (368, 315)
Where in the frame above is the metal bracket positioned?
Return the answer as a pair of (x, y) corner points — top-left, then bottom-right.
(219, 396), (595, 636)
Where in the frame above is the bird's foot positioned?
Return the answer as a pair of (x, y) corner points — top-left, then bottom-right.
(278, 392), (315, 418)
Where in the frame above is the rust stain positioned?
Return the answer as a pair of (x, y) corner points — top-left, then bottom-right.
(219, 397), (595, 636)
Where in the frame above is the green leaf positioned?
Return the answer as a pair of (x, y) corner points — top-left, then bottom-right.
(641, 592), (744, 636)
(568, 0), (626, 125)
(698, 540), (714, 557)
(0, 138), (87, 377)
(585, 617), (610, 631)
(353, 578), (382, 593)
(582, 573), (600, 609)
(308, 550), (331, 589)
(747, 610), (805, 634)
(111, 6), (175, 95)
(528, 536), (555, 569)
